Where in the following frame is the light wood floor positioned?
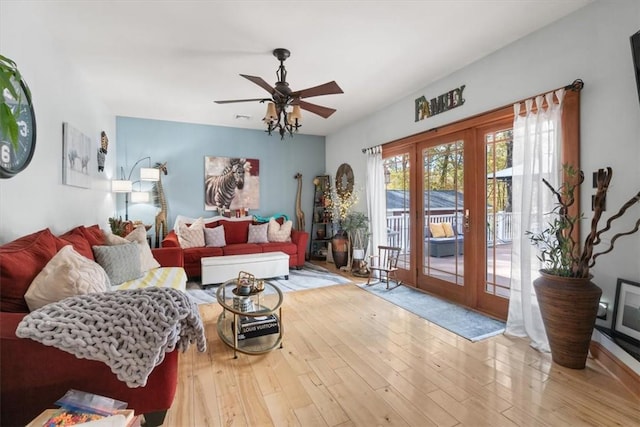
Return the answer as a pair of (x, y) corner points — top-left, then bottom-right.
(165, 271), (640, 426)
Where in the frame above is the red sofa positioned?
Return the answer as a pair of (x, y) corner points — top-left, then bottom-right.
(0, 225), (184, 426)
(162, 216), (309, 279)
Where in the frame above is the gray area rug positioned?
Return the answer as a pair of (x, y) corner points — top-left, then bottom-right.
(186, 262), (352, 304)
(359, 282), (505, 342)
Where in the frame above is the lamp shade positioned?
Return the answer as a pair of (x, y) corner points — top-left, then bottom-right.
(131, 191), (150, 203)
(263, 102), (278, 123)
(289, 105), (302, 123)
(140, 167), (160, 181)
(112, 180), (132, 193)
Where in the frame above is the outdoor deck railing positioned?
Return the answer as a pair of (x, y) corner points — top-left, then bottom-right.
(386, 211), (514, 251)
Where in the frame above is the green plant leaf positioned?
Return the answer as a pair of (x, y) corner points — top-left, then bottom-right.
(0, 103), (19, 151)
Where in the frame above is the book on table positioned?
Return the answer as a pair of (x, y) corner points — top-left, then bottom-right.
(231, 314), (280, 340)
(27, 389), (140, 427)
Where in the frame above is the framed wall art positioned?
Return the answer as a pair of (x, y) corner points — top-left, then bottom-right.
(204, 156), (260, 212)
(62, 122), (92, 188)
(612, 277), (640, 345)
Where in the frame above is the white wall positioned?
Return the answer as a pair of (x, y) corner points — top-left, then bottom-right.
(327, 0), (640, 326)
(0, 2), (116, 242)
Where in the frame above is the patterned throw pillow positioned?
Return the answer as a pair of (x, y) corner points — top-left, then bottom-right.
(25, 245), (110, 311)
(177, 218), (205, 248)
(248, 223), (269, 244)
(93, 243), (143, 286)
(204, 225), (226, 247)
(267, 218), (292, 242)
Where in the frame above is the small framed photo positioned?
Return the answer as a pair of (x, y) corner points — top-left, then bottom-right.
(612, 278), (640, 345)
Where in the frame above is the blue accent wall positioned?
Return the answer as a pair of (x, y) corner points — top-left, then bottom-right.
(116, 117), (325, 240)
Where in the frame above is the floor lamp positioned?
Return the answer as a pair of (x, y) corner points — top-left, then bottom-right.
(111, 157), (159, 220)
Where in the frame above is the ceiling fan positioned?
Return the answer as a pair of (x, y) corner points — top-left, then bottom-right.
(214, 48), (343, 138)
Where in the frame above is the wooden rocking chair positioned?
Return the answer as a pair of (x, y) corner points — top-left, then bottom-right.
(366, 245), (402, 289)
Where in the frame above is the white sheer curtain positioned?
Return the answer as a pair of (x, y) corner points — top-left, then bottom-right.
(365, 146), (387, 257)
(505, 89), (565, 352)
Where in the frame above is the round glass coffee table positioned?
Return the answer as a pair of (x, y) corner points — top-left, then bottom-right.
(216, 279), (283, 358)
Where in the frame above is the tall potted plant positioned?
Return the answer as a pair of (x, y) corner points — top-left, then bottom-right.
(528, 165), (640, 368)
(329, 186), (359, 269)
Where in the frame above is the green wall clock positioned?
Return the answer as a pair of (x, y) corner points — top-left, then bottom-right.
(0, 75), (37, 179)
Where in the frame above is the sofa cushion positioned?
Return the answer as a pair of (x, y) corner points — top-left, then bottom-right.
(222, 243), (263, 256)
(93, 243), (143, 286)
(177, 218), (205, 248)
(222, 219), (251, 244)
(24, 245), (110, 311)
(261, 242), (297, 256)
(247, 223), (269, 244)
(80, 224), (106, 246)
(204, 225), (226, 247)
(268, 218), (292, 242)
(0, 228), (59, 312)
(183, 247), (224, 265)
(57, 227), (95, 260)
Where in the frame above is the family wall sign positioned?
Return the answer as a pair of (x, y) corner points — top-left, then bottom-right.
(414, 84), (466, 122)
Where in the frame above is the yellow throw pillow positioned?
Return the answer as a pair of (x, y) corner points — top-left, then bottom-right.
(428, 222), (446, 238)
(441, 222), (455, 237)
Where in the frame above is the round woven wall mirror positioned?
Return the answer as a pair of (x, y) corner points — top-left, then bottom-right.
(335, 163), (354, 198)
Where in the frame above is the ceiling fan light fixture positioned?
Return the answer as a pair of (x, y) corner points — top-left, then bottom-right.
(215, 47), (342, 140)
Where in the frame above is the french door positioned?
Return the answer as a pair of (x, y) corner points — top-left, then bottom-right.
(415, 125), (511, 319)
(384, 122), (512, 319)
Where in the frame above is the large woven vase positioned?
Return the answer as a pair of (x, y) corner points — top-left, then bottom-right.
(534, 271), (602, 369)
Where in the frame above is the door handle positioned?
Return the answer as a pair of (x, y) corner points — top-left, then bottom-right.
(464, 209), (470, 230)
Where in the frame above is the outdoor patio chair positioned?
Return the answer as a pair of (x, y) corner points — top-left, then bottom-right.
(367, 245), (402, 290)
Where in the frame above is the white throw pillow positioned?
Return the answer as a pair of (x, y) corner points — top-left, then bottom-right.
(248, 222), (269, 244)
(204, 225), (226, 247)
(104, 232), (128, 245)
(25, 245), (111, 311)
(267, 218), (292, 242)
(125, 225), (160, 271)
(177, 217), (205, 248)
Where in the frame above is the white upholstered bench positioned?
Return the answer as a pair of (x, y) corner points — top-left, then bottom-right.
(201, 252), (289, 285)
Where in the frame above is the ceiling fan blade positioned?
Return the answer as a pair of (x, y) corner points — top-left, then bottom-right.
(240, 74), (283, 96)
(292, 81), (343, 99)
(297, 100), (337, 118)
(214, 98), (268, 104)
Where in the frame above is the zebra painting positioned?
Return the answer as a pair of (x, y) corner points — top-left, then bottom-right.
(204, 157), (260, 211)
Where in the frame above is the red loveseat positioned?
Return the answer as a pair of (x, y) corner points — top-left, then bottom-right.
(162, 216), (309, 279)
(0, 225), (184, 426)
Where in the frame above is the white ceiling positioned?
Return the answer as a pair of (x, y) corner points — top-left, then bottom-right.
(38, 0), (592, 137)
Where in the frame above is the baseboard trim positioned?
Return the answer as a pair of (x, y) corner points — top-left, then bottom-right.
(590, 340), (640, 399)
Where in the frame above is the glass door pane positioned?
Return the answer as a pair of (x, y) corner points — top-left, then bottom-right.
(384, 154), (410, 271)
(422, 140), (464, 286)
(485, 128), (513, 301)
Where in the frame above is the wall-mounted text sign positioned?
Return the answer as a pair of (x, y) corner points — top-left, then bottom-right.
(414, 85), (466, 122)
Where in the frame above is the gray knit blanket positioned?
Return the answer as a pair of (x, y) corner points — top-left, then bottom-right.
(16, 287), (206, 387)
